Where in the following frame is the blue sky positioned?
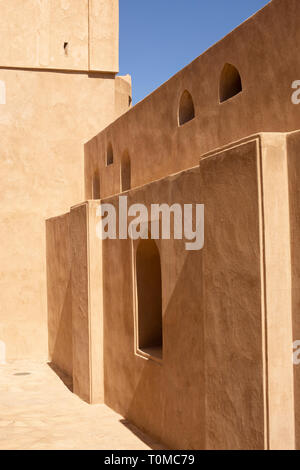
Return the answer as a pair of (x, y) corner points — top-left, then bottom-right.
(119, 0), (270, 104)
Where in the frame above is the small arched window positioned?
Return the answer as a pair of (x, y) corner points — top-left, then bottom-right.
(121, 151), (131, 192)
(136, 239), (163, 360)
(106, 143), (114, 166)
(178, 90), (195, 126)
(92, 171), (100, 199)
(219, 63), (242, 103)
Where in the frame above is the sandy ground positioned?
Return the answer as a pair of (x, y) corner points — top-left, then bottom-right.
(0, 360), (164, 450)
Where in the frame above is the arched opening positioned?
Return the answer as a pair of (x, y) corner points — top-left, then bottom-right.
(121, 151), (131, 191)
(178, 90), (195, 126)
(106, 143), (114, 166)
(92, 171), (100, 199)
(219, 63), (242, 103)
(136, 239), (163, 359)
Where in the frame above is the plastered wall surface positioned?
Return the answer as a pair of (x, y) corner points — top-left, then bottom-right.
(97, 141), (264, 449)
(89, 0), (119, 73)
(47, 0), (300, 449)
(46, 212), (72, 378)
(46, 201), (103, 401)
(58, 133), (295, 449)
(85, 0), (300, 201)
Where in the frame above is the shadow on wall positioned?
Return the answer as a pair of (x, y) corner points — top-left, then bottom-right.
(93, 172), (100, 199)
(136, 239), (163, 360)
(121, 151), (131, 192)
(103, 150), (264, 449)
(0, 80), (5, 105)
(86, 60), (245, 200)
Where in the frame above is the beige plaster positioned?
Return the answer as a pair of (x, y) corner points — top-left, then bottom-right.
(0, 0), (118, 72)
(0, 360), (164, 450)
(1, 0), (300, 451)
(70, 201), (103, 404)
(48, 0), (300, 450)
(287, 130), (300, 450)
(85, 0), (300, 200)
(0, 1), (130, 360)
(90, 139), (263, 449)
(63, 133), (299, 448)
(46, 212), (72, 378)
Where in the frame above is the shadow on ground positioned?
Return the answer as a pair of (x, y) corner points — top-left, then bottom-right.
(48, 362), (73, 393)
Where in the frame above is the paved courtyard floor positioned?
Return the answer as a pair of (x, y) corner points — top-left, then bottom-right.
(0, 360), (164, 450)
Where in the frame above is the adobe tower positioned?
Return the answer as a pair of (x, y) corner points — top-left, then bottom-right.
(47, 0), (300, 449)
